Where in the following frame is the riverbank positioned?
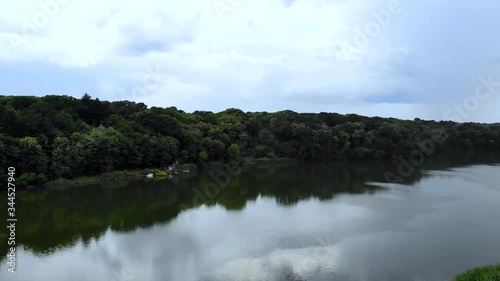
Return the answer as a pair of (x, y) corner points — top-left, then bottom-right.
(455, 264), (500, 281)
(41, 158), (295, 188)
(43, 169), (170, 187)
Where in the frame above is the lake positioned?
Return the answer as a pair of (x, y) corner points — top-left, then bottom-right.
(1, 152), (500, 281)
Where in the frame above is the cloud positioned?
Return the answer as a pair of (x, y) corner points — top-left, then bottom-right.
(0, 0), (500, 122)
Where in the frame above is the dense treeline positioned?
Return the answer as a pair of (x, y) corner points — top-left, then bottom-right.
(1, 94), (499, 186)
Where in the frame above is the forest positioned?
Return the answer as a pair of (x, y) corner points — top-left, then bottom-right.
(1, 94), (499, 186)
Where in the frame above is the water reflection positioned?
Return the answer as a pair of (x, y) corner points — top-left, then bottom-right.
(1, 152), (500, 281)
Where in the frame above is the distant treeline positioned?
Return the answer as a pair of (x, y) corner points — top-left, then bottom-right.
(0, 94), (499, 186)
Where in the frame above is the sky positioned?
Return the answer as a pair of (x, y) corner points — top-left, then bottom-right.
(1, 0), (500, 122)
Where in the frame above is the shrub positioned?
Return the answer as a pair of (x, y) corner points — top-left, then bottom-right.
(18, 173), (47, 187)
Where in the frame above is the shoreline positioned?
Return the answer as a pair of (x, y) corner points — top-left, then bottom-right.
(43, 169), (170, 188)
(42, 158), (296, 188)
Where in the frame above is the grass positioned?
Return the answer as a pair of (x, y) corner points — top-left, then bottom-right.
(144, 169), (168, 177)
(455, 264), (500, 281)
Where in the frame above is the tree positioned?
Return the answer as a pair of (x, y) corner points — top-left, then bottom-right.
(1, 94), (500, 187)
(51, 135), (89, 178)
(202, 137), (226, 161)
(155, 136), (179, 168)
(86, 126), (122, 173)
(15, 137), (49, 174)
(227, 144), (241, 161)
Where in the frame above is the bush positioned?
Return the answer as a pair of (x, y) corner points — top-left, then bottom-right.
(18, 173), (47, 187)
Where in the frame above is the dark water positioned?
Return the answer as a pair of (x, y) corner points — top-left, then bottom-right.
(1, 153), (500, 281)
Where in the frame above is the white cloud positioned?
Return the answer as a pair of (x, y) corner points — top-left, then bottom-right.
(1, 0), (500, 122)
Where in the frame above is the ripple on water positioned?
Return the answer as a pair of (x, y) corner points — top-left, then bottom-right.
(199, 244), (353, 281)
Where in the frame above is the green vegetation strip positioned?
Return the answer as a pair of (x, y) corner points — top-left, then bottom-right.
(2, 94), (500, 188)
(44, 169), (168, 187)
(455, 264), (500, 281)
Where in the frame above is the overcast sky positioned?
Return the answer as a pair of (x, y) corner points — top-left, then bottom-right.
(1, 0), (500, 122)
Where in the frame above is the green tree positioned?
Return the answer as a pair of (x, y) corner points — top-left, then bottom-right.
(51, 135), (89, 178)
(15, 137), (48, 174)
(155, 136), (179, 168)
(227, 143), (241, 161)
(86, 126), (122, 173)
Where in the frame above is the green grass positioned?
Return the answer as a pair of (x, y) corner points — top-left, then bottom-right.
(455, 264), (500, 281)
(144, 169), (168, 177)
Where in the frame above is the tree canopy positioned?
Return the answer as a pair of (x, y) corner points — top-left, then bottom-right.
(1, 94), (499, 186)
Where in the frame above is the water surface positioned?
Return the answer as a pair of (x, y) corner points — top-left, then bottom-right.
(1, 153), (500, 281)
